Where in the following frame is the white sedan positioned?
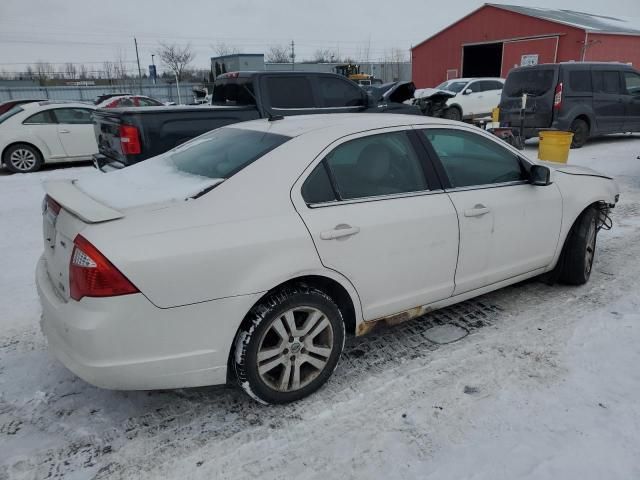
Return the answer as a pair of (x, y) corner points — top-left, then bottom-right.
(36, 114), (618, 404)
(0, 101), (97, 173)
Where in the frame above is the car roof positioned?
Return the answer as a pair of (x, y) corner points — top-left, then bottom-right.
(20, 100), (95, 110)
(445, 77), (504, 82)
(231, 113), (462, 138)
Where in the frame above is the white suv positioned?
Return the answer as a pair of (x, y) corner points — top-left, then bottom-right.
(436, 78), (504, 121)
(0, 101), (97, 173)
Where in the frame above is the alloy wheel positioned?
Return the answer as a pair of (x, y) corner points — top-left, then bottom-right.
(256, 306), (334, 392)
(9, 148), (37, 171)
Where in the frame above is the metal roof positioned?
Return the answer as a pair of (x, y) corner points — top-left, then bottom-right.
(489, 4), (640, 35)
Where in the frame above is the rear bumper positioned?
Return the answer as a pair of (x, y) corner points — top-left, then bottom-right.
(36, 255), (261, 390)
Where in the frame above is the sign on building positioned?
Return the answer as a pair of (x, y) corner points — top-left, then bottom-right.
(520, 54), (539, 66)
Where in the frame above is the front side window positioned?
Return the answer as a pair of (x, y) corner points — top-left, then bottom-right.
(165, 127), (290, 179)
(420, 129), (526, 188)
(265, 76), (315, 108)
(569, 70), (592, 93)
(23, 110), (55, 124)
(53, 108), (93, 124)
(592, 71), (621, 94)
(317, 77), (364, 107)
(322, 131), (427, 200)
(624, 71), (640, 95)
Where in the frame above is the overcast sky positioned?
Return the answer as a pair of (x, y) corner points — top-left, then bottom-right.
(1, 0), (639, 75)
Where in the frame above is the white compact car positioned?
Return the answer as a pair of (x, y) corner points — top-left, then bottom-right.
(36, 114), (618, 404)
(434, 77), (504, 121)
(0, 101), (97, 173)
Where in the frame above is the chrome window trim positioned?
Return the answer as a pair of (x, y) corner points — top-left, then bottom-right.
(271, 106), (362, 111)
(444, 180), (530, 193)
(306, 189), (444, 209)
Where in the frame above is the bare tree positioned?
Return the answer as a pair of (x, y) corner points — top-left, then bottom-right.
(34, 61), (53, 84)
(212, 42), (241, 57)
(157, 42), (195, 81)
(64, 62), (77, 79)
(312, 48), (339, 63)
(265, 45), (291, 63)
(102, 61), (114, 80)
(78, 64), (89, 79)
(25, 65), (34, 80)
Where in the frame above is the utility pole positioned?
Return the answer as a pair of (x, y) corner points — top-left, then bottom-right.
(134, 37), (143, 94)
(151, 54), (156, 85)
(290, 40), (295, 71)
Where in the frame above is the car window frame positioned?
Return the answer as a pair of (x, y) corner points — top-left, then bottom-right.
(414, 124), (533, 191)
(22, 109), (57, 125)
(261, 74), (320, 111)
(297, 126), (444, 208)
(51, 107), (95, 125)
(623, 70), (640, 96)
(312, 75), (366, 109)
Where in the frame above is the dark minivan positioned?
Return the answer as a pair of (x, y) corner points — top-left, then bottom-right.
(499, 62), (640, 147)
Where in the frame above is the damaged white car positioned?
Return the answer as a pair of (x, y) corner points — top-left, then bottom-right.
(36, 113), (618, 404)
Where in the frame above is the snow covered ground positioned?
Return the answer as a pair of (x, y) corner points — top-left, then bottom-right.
(1, 134), (640, 480)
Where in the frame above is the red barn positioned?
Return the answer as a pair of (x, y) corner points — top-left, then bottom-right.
(411, 4), (640, 88)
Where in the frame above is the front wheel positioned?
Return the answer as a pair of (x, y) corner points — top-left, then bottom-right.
(443, 107), (462, 121)
(234, 286), (345, 404)
(3, 143), (43, 173)
(559, 207), (598, 285)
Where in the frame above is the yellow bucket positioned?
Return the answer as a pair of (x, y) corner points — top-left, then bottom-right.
(538, 130), (574, 163)
(491, 107), (500, 123)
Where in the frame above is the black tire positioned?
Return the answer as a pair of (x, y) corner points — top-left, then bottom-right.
(443, 107), (462, 121)
(558, 207), (598, 285)
(570, 118), (589, 149)
(3, 143), (43, 173)
(234, 286), (345, 404)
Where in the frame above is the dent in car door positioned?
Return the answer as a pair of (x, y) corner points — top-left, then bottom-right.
(292, 129), (459, 321)
(418, 127), (562, 294)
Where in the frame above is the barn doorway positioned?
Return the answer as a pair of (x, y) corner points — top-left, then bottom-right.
(462, 43), (503, 77)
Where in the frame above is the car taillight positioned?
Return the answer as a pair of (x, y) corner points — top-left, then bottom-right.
(69, 235), (139, 301)
(119, 124), (141, 155)
(553, 82), (563, 109)
(43, 194), (61, 216)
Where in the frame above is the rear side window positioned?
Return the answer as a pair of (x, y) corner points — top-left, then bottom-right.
(265, 76), (315, 108)
(592, 71), (621, 94)
(504, 69), (555, 97)
(165, 127), (290, 179)
(480, 80), (503, 91)
(0, 106), (23, 124)
(53, 108), (93, 124)
(23, 110), (55, 124)
(323, 131), (427, 200)
(568, 70), (592, 93)
(302, 163), (336, 204)
(212, 80), (257, 106)
(317, 77), (364, 107)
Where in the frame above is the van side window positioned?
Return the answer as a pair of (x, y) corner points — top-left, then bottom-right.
(624, 72), (640, 96)
(592, 71), (621, 94)
(569, 70), (592, 93)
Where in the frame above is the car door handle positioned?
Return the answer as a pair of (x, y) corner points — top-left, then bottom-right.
(59, 129), (71, 134)
(320, 224), (360, 240)
(464, 205), (490, 217)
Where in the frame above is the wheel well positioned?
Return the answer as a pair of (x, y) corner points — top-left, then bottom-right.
(2, 142), (43, 165)
(226, 275), (357, 383)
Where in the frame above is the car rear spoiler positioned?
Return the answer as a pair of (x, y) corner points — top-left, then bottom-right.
(44, 179), (124, 223)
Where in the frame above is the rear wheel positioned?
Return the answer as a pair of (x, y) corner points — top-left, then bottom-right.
(558, 207), (598, 285)
(570, 118), (589, 148)
(234, 286), (345, 404)
(3, 143), (43, 173)
(443, 107), (462, 121)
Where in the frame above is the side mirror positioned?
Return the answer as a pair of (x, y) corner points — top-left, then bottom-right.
(463, 88), (473, 95)
(530, 165), (551, 186)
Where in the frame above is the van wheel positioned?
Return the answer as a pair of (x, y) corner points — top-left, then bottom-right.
(570, 118), (589, 148)
(234, 286), (345, 404)
(558, 207), (598, 285)
(443, 107), (462, 121)
(3, 144), (43, 173)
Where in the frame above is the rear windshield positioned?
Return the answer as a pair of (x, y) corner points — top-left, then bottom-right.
(0, 106), (23, 124)
(212, 80), (257, 106)
(165, 127), (290, 179)
(504, 69), (555, 97)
